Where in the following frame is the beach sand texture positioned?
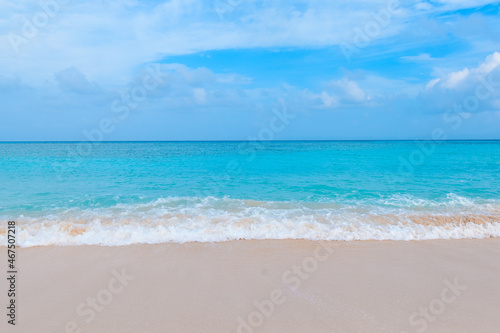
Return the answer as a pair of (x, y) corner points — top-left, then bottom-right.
(1, 239), (500, 333)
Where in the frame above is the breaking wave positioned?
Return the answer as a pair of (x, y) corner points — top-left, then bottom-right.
(1, 194), (500, 247)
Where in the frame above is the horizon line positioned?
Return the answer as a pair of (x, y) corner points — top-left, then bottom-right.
(1, 139), (500, 143)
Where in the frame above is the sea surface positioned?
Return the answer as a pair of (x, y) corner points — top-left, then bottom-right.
(1, 141), (499, 246)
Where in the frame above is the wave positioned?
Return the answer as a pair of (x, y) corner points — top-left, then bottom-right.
(1, 195), (500, 247)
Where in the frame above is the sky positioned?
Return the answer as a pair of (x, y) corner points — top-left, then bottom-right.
(1, 0), (500, 141)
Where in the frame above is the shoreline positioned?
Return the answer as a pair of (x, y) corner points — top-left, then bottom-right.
(1, 238), (500, 332)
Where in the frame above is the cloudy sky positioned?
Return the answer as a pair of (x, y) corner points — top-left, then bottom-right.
(1, 0), (499, 141)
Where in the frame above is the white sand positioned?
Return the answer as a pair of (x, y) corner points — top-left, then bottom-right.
(1, 239), (500, 332)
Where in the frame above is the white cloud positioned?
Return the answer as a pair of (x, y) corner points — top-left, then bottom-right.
(307, 77), (370, 109)
(215, 73), (252, 85)
(411, 0), (498, 12)
(432, 0), (498, 10)
(54, 67), (102, 94)
(426, 52), (500, 90)
(0, 0), (497, 91)
(331, 77), (368, 102)
(421, 52), (500, 113)
(426, 78), (440, 89)
(193, 87), (207, 105)
(442, 67), (471, 88)
(414, 2), (434, 11)
(320, 91), (339, 107)
(0, 0), (409, 86)
(401, 53), (435, 61)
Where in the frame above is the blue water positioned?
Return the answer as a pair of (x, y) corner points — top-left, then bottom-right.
(1, 141), (499, 246)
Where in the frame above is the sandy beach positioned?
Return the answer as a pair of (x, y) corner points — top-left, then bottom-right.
(1, 238), (499, 332)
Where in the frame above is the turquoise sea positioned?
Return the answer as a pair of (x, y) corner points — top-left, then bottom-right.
(1, 141), (499, 246)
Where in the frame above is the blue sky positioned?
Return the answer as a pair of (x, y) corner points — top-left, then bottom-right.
(1, 0), (500, 141)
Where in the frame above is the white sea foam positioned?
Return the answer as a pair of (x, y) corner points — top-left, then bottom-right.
(2, 196), (500, 247)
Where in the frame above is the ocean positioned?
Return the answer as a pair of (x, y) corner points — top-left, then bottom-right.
(1, 141), (499, 246)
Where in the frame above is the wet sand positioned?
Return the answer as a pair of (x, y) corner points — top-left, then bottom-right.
(1, 239), (500, 332)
